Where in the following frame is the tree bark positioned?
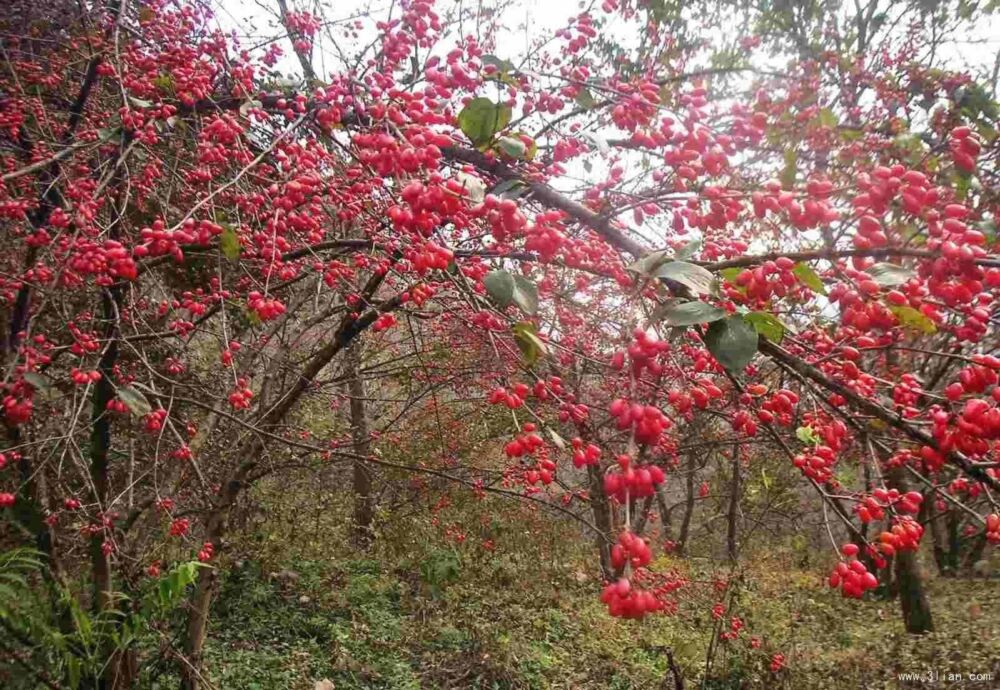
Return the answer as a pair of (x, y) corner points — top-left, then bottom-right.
(346, 340), (375, 548)
(725, 447), (741, 563)
(586, 462), (614, 580)
(677, 452), (697, 555)
(887, 469), (934, 634)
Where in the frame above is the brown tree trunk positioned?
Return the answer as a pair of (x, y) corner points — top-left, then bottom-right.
(725, 447), (740, 563)
(677, 452), (697, 555)
(887, 469), (934, 634)
(586, 462), (614, 580)
(346, 340), (375, 548)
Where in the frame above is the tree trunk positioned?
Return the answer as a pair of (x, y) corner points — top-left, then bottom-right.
(887, 469), (934, 634)
(586, 462), (614, 579)
(926, 492), (951, 576)
(725, 447), (740, 563)
(677, 452), (697, 555)
(346, 340), (375, 548)
(895, 549), (934, 633)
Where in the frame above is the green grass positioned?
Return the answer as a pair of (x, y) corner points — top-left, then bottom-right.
(196, 544), (999, 689)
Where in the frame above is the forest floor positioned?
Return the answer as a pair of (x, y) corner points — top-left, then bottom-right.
(191, 546), (1000, 689)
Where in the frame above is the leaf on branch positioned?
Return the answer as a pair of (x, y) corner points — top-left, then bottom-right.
(653, 260), (717, 296)
(674, 237), (702, 261)
(576, 88), (598, 110)
(22, 372), (58, 399)
(511, 275), (538, 315)
(219, 224), (241, 261)
(512, 321), (546, 366)
(742, 311), (788, 343)
(780, 148), (797, 190)
(496, 136), (527, 160)
(117, 385), (152, 416)
(455, 171), (486, 203)
(866, 262), (915, 286)
(703, 315), (758, 373)
(652, 300), (727, 326)
(796, 426), (821, 445)
(484, 270), (537, 315)
(483, 270), (514, 306)
(792, 262), (826, 295)
(627, 250), (672, 276)
(458, 97), (512, 147)
(888, 304), (937, 334)
(489, 178), (527, 200)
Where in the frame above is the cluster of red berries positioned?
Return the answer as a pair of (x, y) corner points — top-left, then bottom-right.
(856, 488), (923, 524)
(610, 530), (652, 569)
(407, 241), (453, 274)
(488, 382), (536, 409)
(748, 386), (799, 425)
(105, 398), (129, 414)
(248, 291), (286, 321)
(63, 497), (81, 510)
(949, 125), (981, 172)
(70, 368), (101, 385)
(170, 517), (190, 537)
(828, 544), (878, 598)
(144, 409), (167, 433)
(726, 257), (803, 302)
(667, 379), (724, 413)
(2, 394), (33, 425)
(228, 378), (253, 409)
(570, 437), (602, 468)
(609, 328), (669, 378)
(0, 492), (15, 508)
(770, 653), (785, 673)
(66, 239), (138, 284)
(730, 409), (759, 437)
(792, 444), (838, 483)
(600, 577), (665, 619)
(198, 541), (214, 562)
(609, 398), (671, 445)
(603, 454), (666, 502)
(876, 516), (924, 556)
(944, 360), (1000, 400)
(503, 423), (545, 458)
(987, 514), (1000, 544)
(372, 313), (397, 332)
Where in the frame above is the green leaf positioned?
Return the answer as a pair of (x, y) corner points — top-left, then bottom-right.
(22, 372), (57, 396)
(719, 267), (742, 283)
(628, 250), (672, 276)
(817, 107), (838, 128)
(484, 271), (537, 315)
(496, 136), (527, 159)
(490, 178), (528, 199)
(116, 385), (152, 416)
(654, 260), (717, 296)
(703, 315), (758, 373)
(575, 87), (598, 110)
(481, 55), (516, 82)
(866, 262), (915, 287)
(743, 311), (787, 343)
(219, 224), (241, 261)
(483, 270), (515, 306)
(780, 148), (797, 190)
(511, 275), (538, 316)
(888, 304), (937, 334)
(793, 262), (826, 295)
(653, 300), (727, 326)
(674, 238), (702, 261)
(796, 426), (821, 445)
(458, 98), (512, 147)
(512, 321), (546, 366)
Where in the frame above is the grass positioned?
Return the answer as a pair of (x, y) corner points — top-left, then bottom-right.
(197, 542), (1000, 689)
